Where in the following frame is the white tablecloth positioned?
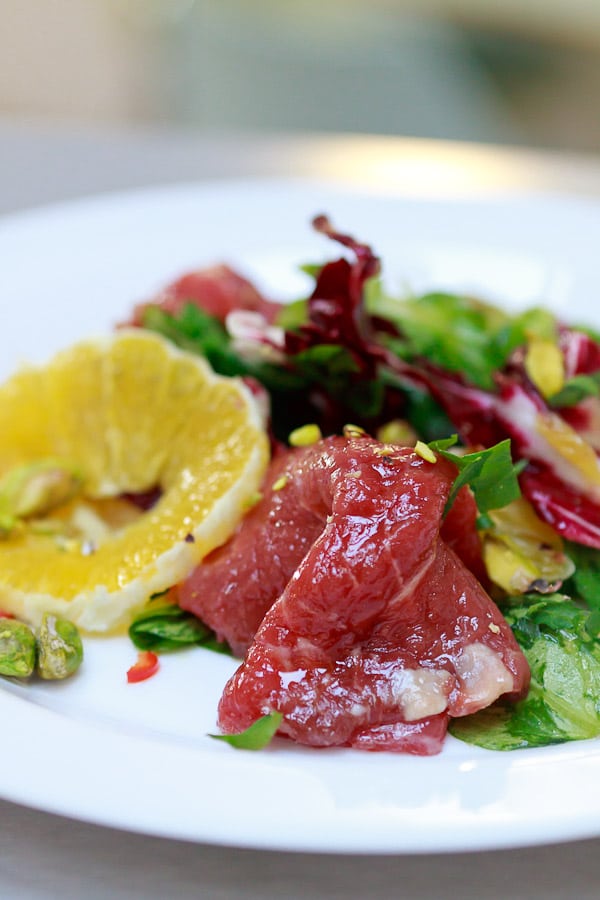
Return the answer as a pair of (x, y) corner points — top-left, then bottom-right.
(3, 120), (600, 899)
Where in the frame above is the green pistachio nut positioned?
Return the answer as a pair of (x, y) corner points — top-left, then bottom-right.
(0, 618), (36, 678)
(37, 613), (84, 680)
(0, 459), (83, 523)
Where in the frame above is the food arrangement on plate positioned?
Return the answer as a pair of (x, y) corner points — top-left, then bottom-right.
(3, 213), (600, 756)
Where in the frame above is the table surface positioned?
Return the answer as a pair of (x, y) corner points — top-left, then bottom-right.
(3, 118), (600, 899)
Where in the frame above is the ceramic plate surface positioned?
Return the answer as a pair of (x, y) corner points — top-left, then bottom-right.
(2, 178), (600, 853)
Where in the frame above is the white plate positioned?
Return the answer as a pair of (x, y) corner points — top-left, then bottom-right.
(2, 178), (600, 854)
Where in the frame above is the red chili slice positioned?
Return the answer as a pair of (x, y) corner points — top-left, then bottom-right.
(126, 651), (159, 684)
(0, 611), (15, 619)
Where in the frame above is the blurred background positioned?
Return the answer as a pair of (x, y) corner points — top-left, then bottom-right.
(2, 0), (600, 152)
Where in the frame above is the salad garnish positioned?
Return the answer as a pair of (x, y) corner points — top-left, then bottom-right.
(5, 212), (600, 756)
(126, 651), (160, 684)
(209, 712), (283, 751)
(450, 593), (600, 750)
(135, 214), (600, 753)
(428, 436), (525, 519)
(129, 591), (232, 656)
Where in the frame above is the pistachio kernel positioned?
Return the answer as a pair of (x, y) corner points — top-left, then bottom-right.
(376, 419), (417, 446)
(414, 441), (437, 464)
(242, 491), (263, 511)
(288, 424), (322, 447)
(0, 459), (83, 526)
(343, 424), (367, 439)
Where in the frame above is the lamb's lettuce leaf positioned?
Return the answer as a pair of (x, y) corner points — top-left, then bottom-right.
(430, 437), (525, 517)
(129, 600), (232, 656)
(209, 712), (283, 750)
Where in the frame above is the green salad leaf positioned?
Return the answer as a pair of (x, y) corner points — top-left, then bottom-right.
(209, 712), (283, 750)
(563, 542), (600, 614)
(129, 601), (232, 655)
(450, 594), (600, 750)
(370, 292), (509, 388)
(429, 437), (524, 516)
(143, 304), (266, 382)
(548, 373), (600, 409)
(369, 290), (557, 390)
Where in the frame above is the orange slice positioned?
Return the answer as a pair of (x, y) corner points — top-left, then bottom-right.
(0, 330), (269, 632)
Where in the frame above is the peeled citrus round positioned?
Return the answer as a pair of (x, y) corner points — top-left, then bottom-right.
(0, 330), (269, 632)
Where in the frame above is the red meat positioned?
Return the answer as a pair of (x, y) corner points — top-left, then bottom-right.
(440, 483), (488, 586)
(180, 441), (488, 657)
(129, 264), (280, 326)
(205, 436), (528, 754)
(179, 447), (324, 657)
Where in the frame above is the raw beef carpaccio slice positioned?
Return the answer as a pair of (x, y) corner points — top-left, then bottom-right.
(212, 436), (529, 754)
(179, 439), (489, 656)
(129, 264), (280, 327)
(179, 446), (323, 657)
